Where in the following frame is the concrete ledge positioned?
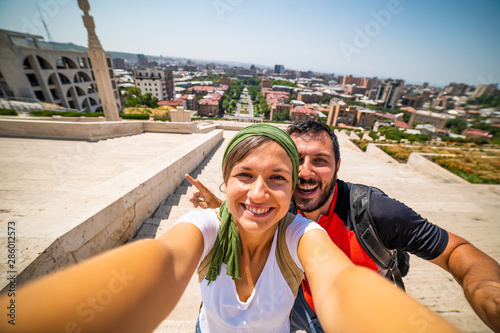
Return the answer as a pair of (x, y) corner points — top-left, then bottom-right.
(0, 119), (143, 141)
(0, 115), (108, 122)
(143, 121), (197, 134)
(336, 131), (363, 152)
(1, 130), (223, 291)
(214, 121), (288, 131)
(194, 122), (218, 133)
(407, 152), (469, 184)
(366, 144), (399, 163)
(0, 118), (219, 140)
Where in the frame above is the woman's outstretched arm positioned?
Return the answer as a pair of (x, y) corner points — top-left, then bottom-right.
(298, 229), (460, 333)
(0, 223), (203, 333)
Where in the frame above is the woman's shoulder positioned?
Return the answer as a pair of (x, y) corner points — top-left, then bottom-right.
(289, 214), (323, 231)
(285, 214), (326, 245)
(176, 208), (220, 229)
(179, 208), (218, 219)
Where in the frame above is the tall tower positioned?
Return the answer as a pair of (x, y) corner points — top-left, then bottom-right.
(78, 0), (120, 121)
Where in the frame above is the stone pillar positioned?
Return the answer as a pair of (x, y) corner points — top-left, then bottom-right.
(78, 0), (120, 121)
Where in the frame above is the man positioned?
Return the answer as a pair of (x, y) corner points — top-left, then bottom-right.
(187, 120), (500, 332)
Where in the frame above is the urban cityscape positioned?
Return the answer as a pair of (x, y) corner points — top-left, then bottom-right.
(0, 1), (499, 332)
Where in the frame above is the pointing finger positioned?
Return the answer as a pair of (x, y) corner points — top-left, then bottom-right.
(185, 174), (208, 193)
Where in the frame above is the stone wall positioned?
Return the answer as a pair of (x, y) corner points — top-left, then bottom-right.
(0, 118), (217, 140)
(2, 129), (223, 291)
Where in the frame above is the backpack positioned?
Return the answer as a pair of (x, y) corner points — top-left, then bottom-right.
(349, 183), (410, 290)
(197, 210), (304, 298)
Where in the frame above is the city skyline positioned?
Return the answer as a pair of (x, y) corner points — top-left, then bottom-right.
(0, 0), (499, 87)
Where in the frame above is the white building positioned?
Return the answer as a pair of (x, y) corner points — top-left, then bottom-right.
(133, 68), (174, 100)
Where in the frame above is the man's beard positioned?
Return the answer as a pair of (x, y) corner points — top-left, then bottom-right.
(293, 172), (337, 213)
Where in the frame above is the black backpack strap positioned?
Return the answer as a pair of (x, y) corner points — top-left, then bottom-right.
(349, 184), (405, 291)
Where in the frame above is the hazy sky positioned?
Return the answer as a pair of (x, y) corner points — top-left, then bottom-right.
(1, 0), (499, 87)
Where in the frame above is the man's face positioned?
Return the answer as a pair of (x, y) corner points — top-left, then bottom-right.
(290, 132), (339, 215)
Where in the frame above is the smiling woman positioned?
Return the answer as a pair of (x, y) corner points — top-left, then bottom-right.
(0, 124), (460, 333)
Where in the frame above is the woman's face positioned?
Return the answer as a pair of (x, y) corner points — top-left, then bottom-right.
(225, 141), (294, 235)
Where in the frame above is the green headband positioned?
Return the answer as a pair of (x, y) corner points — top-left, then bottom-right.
(222, 123), (299, 188)
(205, 124), (299, 283)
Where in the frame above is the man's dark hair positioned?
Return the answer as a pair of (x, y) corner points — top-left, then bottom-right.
(287, 120), (340, 166)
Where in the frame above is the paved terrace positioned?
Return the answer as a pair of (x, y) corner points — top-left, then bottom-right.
(0, 124), (498, 332)
(0, 130), (222, 290)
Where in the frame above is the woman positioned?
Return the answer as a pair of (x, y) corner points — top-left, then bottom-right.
(0, 124), (458, 333)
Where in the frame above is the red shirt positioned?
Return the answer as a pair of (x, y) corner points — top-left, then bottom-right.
(298, 184), (379, 312)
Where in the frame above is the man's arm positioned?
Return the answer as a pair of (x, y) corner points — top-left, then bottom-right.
(370, 191), (500, 330)
(299, 229), (459, 333)
(430, 232), (500, 332)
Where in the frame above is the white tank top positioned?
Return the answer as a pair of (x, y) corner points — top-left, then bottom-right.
(176, 209), (324, 332)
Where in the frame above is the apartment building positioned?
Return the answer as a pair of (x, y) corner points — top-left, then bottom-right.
(220, 76), (231, 86)
(290, 107), (318, 123)
(408, 110), (450, 128)
(261, 78), (271, 89)
(375, 79), (405, 109)
(298, 91), (323, 103)
(0, 29), (121, 112)
(198, 93), (222, 117)
(134, 68), (174, 100)
(327, 98), (375, 128)
(342, 75), (375, 90)
(274, 64), (285, 75)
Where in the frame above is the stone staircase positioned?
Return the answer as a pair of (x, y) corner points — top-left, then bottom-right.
(131, 130), (235, 332)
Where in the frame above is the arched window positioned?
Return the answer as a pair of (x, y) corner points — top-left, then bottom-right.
(58, 73), (71, 85)
(78, 57), (88, 68)
(37, 56), (52, 69)
(74, 72), (91, 83)
(87, 83), (97, 94)
(64, 57), (78, 69)
(23, 57), (32, 69)
(56, 56), (78, 69)
(82, 98), (91, 112)
(76, 87), (86, 96)
(48, 73), (57, 86)
(26, 73), (39, 86)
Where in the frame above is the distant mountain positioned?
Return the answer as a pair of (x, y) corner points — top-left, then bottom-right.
(39, 41), (139, 63)
(39, 41), (88, 53)
(37, 41), (272, 70)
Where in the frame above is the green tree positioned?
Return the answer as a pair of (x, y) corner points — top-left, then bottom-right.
(445, 117), (468, 134)
(285, 95), (297, 104)
(123, 87), (158, 108)
(321, 95), (333, 105)
(123, 87), (143, 107)
(270, 79), (297, 88)
(142, 93), (159, 108)
(273, 110), (290, 121)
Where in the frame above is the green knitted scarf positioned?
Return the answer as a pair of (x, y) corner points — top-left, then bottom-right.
(205, 124), (299, 283)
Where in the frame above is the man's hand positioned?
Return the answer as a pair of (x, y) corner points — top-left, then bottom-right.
(468, 280), (500, 332)
(432, 232), (500, 331)
(185, 174), (223, 209)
